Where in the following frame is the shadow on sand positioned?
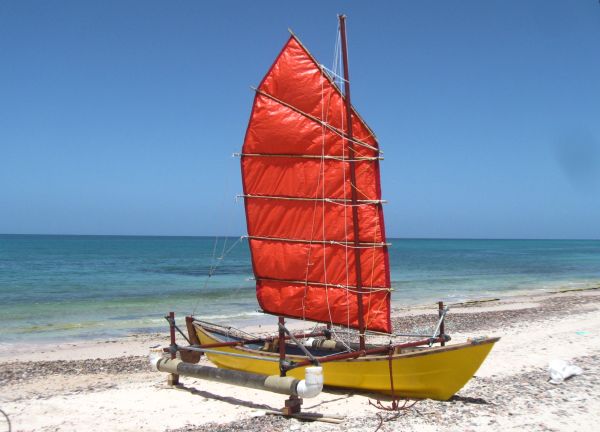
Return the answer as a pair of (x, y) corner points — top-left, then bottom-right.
(449, 395), (490, 405)
(173, 383), (279, 411)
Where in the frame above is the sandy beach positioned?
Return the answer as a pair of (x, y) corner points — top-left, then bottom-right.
(1, 288), (599, 432)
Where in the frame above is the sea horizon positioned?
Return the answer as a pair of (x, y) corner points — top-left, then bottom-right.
(2, 233), (599, 241)
(2, 234), (599, 344)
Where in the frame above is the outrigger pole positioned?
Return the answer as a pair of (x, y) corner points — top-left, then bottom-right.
(339, 14), (367, 351)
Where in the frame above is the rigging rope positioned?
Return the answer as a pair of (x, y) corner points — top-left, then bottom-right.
(191, 236), (244, 316)
(320, 49), (335, 334)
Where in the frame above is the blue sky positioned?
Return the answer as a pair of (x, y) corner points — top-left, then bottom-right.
(1, 1), (599, 239)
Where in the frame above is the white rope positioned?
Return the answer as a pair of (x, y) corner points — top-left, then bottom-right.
(336, 30), (352, 346)
(220, 235), (228, 263)
(300, 47), (336, 323)
(323, 24), (353, 350)
(319, 64), (348, 83)
(320, 58), (335, 331)
(210, 236), (219, 273)
(301, 153), (321, 322)
(364, 208), (379, 332)
(192, 236), (245, 315)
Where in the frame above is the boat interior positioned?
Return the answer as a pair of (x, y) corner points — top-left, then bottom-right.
(194, 320), (429, 358)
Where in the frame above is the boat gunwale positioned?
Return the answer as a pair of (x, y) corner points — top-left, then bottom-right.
(193, 322), (500, 363)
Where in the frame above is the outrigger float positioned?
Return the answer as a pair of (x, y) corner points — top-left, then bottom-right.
(153, 15), (498, 419)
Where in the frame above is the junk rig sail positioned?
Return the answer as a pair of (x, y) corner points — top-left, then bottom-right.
(241, 33), (391, 335)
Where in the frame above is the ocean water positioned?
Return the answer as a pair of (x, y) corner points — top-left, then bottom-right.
(1, 235), (599, 343)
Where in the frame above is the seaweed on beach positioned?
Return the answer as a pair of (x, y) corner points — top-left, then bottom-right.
(0, 355), (151, 386)
(392, 293), (599, 335)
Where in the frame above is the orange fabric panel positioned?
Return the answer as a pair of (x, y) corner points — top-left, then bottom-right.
(256, 280), (391, 333)
(242, 157), (379, 200)
(249, 239), (387, 301)
(245, 94), (376, 159)
(242, 35), (391, 334)
(246, 199), (384, 243)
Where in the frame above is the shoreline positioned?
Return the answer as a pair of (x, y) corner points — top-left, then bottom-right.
(2, 284), (598, 362)
(0, 280), (600, 352)
(1, 288), (599, 431)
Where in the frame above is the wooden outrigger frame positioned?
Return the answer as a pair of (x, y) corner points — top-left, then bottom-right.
(161, 301), (450, 418)
(163, 300), (450, 380)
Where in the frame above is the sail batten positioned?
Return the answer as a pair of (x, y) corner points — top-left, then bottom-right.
(240, 194), (385, 204)
(242, 35), (391, 334)
(255, 277), (391, 292)
(238, 153), (383, 162)
(254, 89), (380, 153)
(246, 235), (390, 248)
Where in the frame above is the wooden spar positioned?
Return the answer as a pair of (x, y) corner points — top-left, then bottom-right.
(339, 14), (366, 351)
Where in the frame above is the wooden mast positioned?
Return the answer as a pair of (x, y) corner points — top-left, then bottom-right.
(338, 14), (366, 350)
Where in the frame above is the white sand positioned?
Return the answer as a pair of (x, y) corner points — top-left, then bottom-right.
(1, 290), (599, 432)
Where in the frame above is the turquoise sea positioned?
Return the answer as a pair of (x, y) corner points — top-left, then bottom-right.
(1, 235), (599, 343)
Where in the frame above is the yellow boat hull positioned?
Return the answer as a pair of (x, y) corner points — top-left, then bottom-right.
(194, 325), (499, 400)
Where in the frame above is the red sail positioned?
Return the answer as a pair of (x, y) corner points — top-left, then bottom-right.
(241, 35), (391, 333)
